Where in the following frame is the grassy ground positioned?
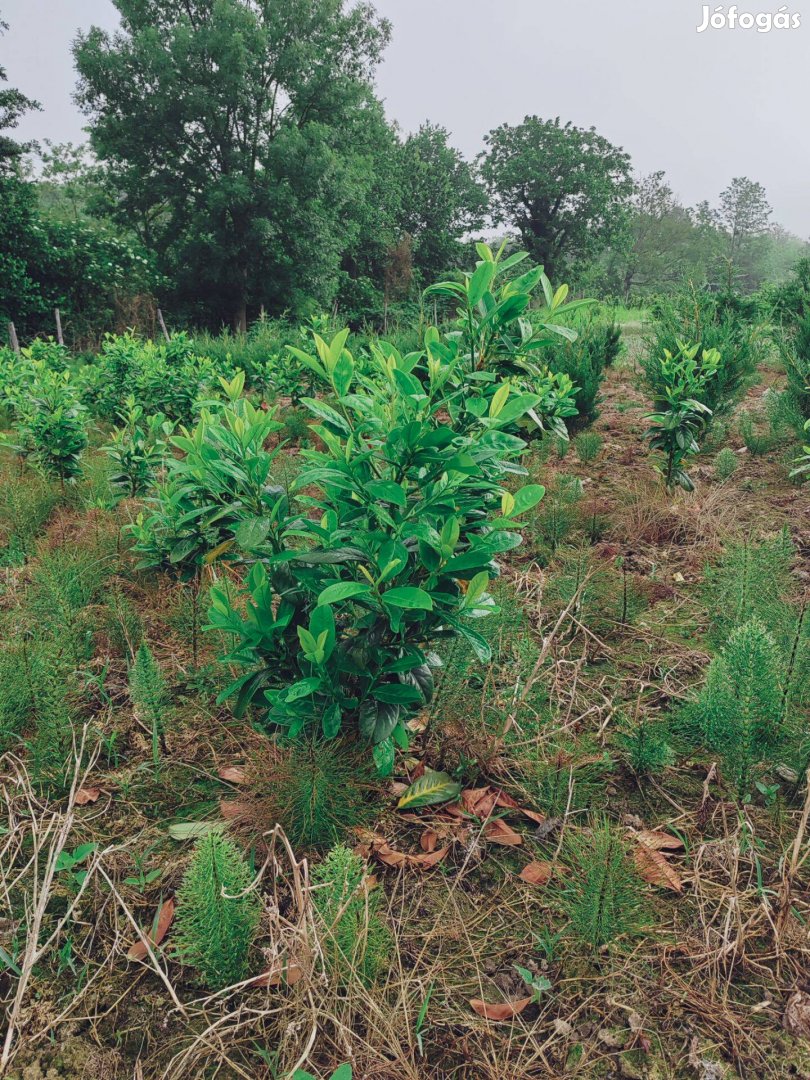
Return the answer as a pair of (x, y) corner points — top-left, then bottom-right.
(1, 326), (809, 1079)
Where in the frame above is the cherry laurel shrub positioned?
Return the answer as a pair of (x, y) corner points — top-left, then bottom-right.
(204, 333), (549, 773)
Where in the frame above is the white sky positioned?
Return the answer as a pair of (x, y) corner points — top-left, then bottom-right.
(2, 0), (808, 236)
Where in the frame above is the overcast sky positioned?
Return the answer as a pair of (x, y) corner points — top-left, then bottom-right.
(2, 0), (808, 235)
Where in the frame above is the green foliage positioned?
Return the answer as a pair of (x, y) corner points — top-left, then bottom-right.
(81, 332), (219, 424)
(615, 714), (673, 776)
(644, 342), (718, 491)
(294, 1066), (351, 1080)
(703, 531), (795, 645)
(544, 548), (644, 635)
(244, 738), (375, 850)
(129, 642), (169, 767)
(173, 831), (261, 990)
(0, 467), (57, 563)
(644, 288), (760, 418)
(713, 446), (738, 480)
(692, 619), (790, 798)
(544, 321), (621, 426)
(424, 242), (587, 438)
(521, 742), (608, 817)
(775, 308), (810, 422)
(104, 396), (174, 497)
(737, 409), (772, 456)
(532, 474), (583, 553)
(10, 363), (88, 487)
(130, 372), (284, 578)
(791, 419), (810, 479)
(74, 0), (393, 328)
(480, 116), (634, 280)
(561, 818), (647, 950)
(311, 844), (390, 986)
(205, 320), (548, 770)
(574, 431), (603, 463)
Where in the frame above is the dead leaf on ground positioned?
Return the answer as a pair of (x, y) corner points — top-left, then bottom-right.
(220, 798), (246, 820)
(518, 860), (554, 885)
(470, 996), (533, 1021)
(483, 819), (523, 846)
(218, 765), (246, 784)
(372, 840), (451, 869)
(634, 829), (684, 851)
(250, 963), (304, 988)
(75, 787), (101, 805)
(784, 990), (810, 1040)
(127, 897), (175, 961)
(634, 844), (683, 892)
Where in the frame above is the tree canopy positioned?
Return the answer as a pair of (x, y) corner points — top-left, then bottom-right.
(480, 115), (635, 280)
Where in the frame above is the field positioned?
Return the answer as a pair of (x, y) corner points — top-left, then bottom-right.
(1, 255), (810, 1080)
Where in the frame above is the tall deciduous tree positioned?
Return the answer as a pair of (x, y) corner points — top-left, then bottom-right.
(397, 123), (485, 284)
(717, 176), (772, 288)
(480, 115), (634, 280)
(73, 0), (391, 329)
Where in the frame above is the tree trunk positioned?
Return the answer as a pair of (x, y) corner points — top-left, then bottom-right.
(234, 302), (247, 334)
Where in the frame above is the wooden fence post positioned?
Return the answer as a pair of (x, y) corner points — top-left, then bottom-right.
(157, 308), (170, 343)
(55, 309), (64, 346)
(8, 322), (20, 356)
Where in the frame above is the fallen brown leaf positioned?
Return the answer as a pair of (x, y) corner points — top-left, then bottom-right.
(483, 819), (523, 846)
(219, 798), (246, 820)
(421, 829), (438, 853)
(783, 990), (810, 1039)
(217, 765), (246, 784)
(127, 897), (175, 961)
(518, 860), (554, 885)
(75, 787), (101, 805)
(250, 963), (304, 987)
(634, 844), (683, 892)
(635, 829), (684, 851)
(470, 996), (533, 1021)
(373, 840), (451, 869)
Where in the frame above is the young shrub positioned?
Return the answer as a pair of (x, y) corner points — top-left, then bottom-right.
(713, 446), (738, 481)
(737, 409), (772, 456)
(644, 288), (760, 418)
(243, 739), (376, 850)
(693, 619), (788, 798)
(0, 469), (57, 564)
(14, 364), (88, 491)
(541, 319), (621, 427)
(129, 642), (169, 767)
(173, 830), (261, 990)
(206, 327), (548, 773)
(561, 817), (647, 950)
(311, 844), (390, 986)
(574, 431), (603, 463)
(104, 396), (174, 497)
(644, 342), (718, 491)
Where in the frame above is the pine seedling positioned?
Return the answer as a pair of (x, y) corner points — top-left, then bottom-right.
(245, 739), (375, 850)
(129, 642), (169, 767)
(695, 618), (788, 798)
(534, 474), (582, 553)
(173, 830), (260, 989)
(615, 713), (673, 776)
(561, 817), (647, 950)
(703, 531), (794, 645)
(713, 446), (738, 481)
(311, 844), (390, 986)
(574, 431), (603, 463)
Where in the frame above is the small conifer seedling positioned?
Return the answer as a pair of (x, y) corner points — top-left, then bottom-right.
(173, 830), (260, 989)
